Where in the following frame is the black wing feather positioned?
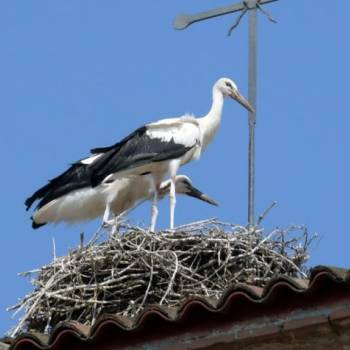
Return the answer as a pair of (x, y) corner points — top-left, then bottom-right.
(90, 126), (147, 154)
(25, 163), (92, 211)
(25, 128), (148, 212)
(89, 126), (195, 187)
(26, 125), (195, 212)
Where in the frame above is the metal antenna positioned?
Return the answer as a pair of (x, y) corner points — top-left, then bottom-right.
(173, 0), (278, 228)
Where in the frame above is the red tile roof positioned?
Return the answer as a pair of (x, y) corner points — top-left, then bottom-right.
(6, 265), (350, 350)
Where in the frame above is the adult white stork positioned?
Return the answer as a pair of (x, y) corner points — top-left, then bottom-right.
(26, 77), (252, 230)
(27, 173), (218, 229)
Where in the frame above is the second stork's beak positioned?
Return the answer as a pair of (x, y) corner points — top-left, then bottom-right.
(231, 90), (255, 113)
(185, 185), (219, 206)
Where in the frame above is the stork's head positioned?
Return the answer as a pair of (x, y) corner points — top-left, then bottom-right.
(215, 77), (254, 113)
(159, 175), (218, 206)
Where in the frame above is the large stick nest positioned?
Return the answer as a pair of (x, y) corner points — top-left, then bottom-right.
(9, 219), (317, 337)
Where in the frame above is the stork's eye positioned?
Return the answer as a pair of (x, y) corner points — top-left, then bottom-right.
(225, 82), (232, 88)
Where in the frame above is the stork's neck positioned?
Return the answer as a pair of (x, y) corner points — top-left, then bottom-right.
(199, 87), (224, 151)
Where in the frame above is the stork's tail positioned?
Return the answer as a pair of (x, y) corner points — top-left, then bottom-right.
(25, 195), (36, 211)
(31, 216), (47, 229)
(25, 184), (51, 229)
(25, 182), (52, 211)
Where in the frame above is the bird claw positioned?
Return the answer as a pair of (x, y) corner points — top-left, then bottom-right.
(102, 219), (118, 234)
(103, 220), (114, 228)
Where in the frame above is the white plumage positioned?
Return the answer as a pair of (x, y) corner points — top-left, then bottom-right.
(33, 175), (217, 227)
(26, 77), (252, 231)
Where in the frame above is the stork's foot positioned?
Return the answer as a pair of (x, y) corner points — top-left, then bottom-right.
(102, 219), (114, 227)
(148, 225), (156, 233)
(168, 223), (176, 233)
(164, 227), (176, 234)
(102, 218), (118, 232)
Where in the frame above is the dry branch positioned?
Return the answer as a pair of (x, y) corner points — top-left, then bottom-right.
(8, 219), (317, 337)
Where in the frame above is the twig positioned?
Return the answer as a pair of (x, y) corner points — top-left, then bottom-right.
(80, 233), (84, 250)
(257, 201), (277, 226)
(8, 220), (316, 336)
(52, 237), (56, 262)
(160, 252), (178, 305)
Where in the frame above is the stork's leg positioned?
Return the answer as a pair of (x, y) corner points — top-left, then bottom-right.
(150, 190), (159, 232)
(102, 201), (112, 226)
(169, 160), (180, 230)
(110, 214), (118, 235)
(169, 176), (176, 229)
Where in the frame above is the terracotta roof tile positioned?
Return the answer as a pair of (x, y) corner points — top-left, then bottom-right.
(7, 265), (350, 350)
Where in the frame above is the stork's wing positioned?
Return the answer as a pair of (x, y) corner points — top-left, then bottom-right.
(25, 119), (200, 211)
(25, 162), (92, 211)
(90, 126), (146, 155)
(25, 128), (146, 211)
(89, 121), (200, 187)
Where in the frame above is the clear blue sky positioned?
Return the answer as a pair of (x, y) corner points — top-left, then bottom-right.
(0, 0), (349, 335)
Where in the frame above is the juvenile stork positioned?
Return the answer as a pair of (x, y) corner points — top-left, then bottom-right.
(26, 77), (253, 230)
(27, 173), (218, 229)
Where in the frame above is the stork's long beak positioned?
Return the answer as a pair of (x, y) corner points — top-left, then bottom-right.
(185, 185), (219, 206)
(231, 90), (255, 113)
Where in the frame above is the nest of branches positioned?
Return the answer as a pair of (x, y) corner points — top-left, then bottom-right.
(9, 219), (317, 337)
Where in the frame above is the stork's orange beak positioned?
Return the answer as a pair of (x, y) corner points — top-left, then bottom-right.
(231, 90), (255, 113)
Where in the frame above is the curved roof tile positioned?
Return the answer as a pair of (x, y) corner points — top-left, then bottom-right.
(7, 265), (350, 350)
